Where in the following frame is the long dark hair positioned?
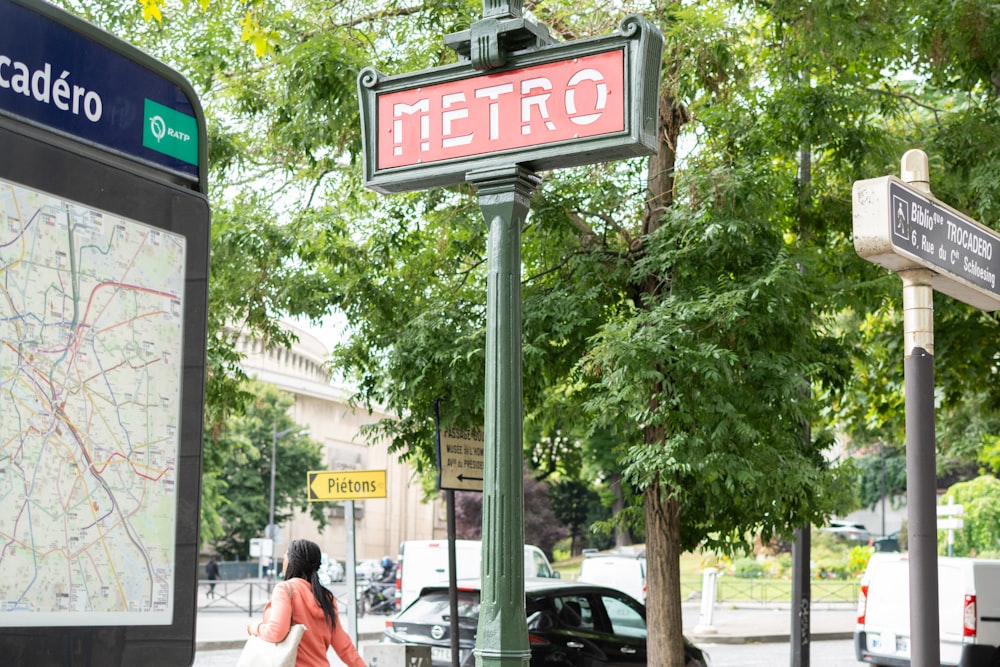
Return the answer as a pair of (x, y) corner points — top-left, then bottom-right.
(284, 539), (337, 630)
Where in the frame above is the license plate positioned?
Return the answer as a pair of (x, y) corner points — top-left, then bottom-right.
(431, 646), (451, 662)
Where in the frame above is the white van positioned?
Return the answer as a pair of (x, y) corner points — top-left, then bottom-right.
(856, 552), (1000, 666)
(396, 539), (557, 609)
(577, 553), (646, 603)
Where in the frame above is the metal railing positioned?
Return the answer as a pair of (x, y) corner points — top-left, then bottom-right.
(681, 575), (860, 605)
(197, 578), (276, 616)
(197, 578), (354, 617)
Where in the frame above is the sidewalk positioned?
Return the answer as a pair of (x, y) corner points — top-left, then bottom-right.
(196, 606), (391, 651)
(195, 600), (857, 651)
(682, 602), (856, 644)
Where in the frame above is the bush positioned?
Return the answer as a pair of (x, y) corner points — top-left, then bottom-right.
(733, 557), (764, 578)
(848, 545), (874, 576)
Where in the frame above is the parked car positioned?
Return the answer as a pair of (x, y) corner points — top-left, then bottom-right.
(578, 553), (647, 603)
(396, 539), (558, 610)
(856, 552), (1000, 666)
(869, 532), (901, 553)
(822, 520), (872, 543)
(381, 578), (708, 667)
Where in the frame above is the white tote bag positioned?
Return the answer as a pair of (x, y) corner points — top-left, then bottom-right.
(236, 623), (306, 667)
(237, 582), (306, 667)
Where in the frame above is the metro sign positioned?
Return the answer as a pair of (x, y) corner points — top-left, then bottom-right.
(378, 49), (624, 170)
(359, 15), (663, 193)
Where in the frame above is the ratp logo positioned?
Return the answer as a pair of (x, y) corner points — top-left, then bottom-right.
(149, 115), (166, 142)
(142, 98), (198, 166)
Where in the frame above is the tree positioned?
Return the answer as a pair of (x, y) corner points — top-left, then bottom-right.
(548, 479), (605, 556)
(854, 448), (908, 512)
(455, 469), (569, 558)
(211, 381), (326, 560)
(940, 475), (1000, 558)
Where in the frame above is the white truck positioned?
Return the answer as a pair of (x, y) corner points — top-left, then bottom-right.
(577, 552), (647, 603)
(855, 552), (1000, 666)
(395, 539), (558, 609)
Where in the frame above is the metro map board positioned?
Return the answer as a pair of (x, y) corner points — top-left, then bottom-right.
(0, 1), (209, 664)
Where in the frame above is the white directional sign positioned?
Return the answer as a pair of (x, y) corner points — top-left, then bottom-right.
(937, 503), (964, 516)
(938, 518), (964, 530)
(249, 538), (273, 558)
(853, 176), (1000, 312)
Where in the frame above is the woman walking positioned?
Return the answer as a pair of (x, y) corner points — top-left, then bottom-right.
(247, 539), (366, 666)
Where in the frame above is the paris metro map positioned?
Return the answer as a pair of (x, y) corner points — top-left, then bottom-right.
(0, 176), (184, 626)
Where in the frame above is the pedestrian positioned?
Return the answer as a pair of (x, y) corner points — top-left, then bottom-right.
(205, 556), (219, 599)
(246, 539), (366, 667)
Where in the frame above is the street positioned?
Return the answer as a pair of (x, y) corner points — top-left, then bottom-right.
(704, 639), (859, 666)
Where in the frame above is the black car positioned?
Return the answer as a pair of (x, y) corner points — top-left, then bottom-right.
(381, 578), (708, 666)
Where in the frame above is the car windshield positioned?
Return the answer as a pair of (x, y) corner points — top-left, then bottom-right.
(398, 590), (481, 623)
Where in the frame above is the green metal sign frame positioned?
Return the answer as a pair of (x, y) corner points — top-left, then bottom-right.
(359, 14), (663, 194)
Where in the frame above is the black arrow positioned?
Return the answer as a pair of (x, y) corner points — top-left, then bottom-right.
(457, 474), (483, 482)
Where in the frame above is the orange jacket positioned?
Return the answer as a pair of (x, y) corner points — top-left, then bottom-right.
(251, 578), (366, 667)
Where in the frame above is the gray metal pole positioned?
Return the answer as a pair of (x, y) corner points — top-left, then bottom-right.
(269, 423), (277, 582)
(791, 527), (810, 667)
(881, 449), (887, 537)
(901, 268), (939, 667)
(447, 490), (460, 667)
(791, 140), (812, 667)
(269, 424), (301, 582)
(468, 165), (539, 667)
(899, 148), (939, 667)
(345, 499), (358, 646)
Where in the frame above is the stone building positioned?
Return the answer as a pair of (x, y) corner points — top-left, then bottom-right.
(235, 322), (442, 565)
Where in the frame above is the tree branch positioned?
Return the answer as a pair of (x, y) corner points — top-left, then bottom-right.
(865, 86), (944, 125)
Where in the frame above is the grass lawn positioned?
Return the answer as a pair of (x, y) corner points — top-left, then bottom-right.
(552, 540), (861, 604)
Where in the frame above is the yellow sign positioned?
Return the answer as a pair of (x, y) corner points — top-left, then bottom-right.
(308, 469), (387, 501)
(438, 429), (484, 492)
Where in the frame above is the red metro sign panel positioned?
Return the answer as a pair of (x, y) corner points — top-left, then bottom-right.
(359, 15), (663, 193)
(377, 50), (625, 170)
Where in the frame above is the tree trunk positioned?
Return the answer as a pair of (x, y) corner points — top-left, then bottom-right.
(609, 472), (632, 547)
(644, 472), (685, 666)
(640, 74), (689, 665)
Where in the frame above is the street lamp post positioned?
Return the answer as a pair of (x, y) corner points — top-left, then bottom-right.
(269, 423), (306, 582)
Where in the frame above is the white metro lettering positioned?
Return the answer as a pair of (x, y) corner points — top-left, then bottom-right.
(475, 83), (516, 141)
(565, 68), (607, 125)
(392, 64), (612, 154)
(0, 54), (103, 122)
(392, 99), (430, 157)
(441, 92), (472, 148)
(521, 77), (555, 136)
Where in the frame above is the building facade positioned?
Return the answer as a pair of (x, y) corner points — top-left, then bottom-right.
(236, 322), (443, 564)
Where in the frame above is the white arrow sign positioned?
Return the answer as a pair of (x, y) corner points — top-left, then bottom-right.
(937, 503), (964, 516)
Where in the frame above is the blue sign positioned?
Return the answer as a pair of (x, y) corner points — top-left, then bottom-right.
(0, 0), (201, 181)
